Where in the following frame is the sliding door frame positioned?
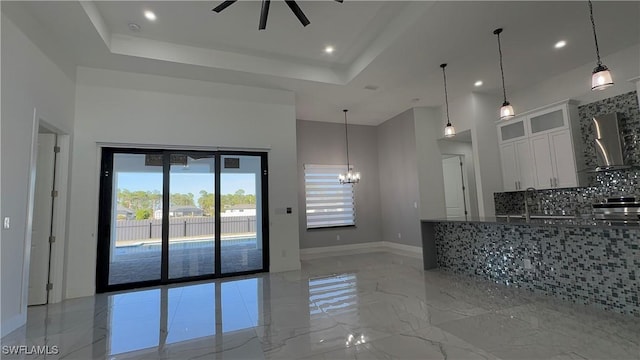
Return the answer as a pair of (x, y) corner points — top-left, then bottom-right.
(96, 148), (269, 293)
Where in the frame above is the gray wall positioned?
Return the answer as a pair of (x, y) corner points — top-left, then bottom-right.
(296, 120), (382, 249)
(377, 109), (421, 247)
(414, 107), (447, 221)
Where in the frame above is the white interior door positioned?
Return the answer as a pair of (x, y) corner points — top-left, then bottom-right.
(28, 133), (56, 305)
(442, 156), (466, 219)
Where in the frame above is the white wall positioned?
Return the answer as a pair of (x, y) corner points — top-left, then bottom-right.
(510, 44), (640, 113)
(435, 92), (502, 217)
(470, 93), (503, 217)
(66, 67), (299, 299)
(1, 13), (76, 337)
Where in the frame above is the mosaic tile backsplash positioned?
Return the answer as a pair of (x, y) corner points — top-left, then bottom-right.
(433, 221), (640, 316)
(495, 91), (640, 215)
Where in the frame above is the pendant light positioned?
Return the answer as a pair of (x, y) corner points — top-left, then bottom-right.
(440, 63), (456, 138)
(493, 28), (515, 120)
(338, 109), (360, 184)
(588, 0), (614, 91)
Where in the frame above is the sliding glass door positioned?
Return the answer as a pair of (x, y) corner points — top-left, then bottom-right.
(168, 153), (216, 279)
(220, 155), (266, 274)
(97, 149), (268, 292)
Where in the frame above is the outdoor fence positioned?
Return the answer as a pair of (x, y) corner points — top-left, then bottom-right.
(115, 216), (256, 242)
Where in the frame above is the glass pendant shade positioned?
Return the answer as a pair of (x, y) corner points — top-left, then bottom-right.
(588, 1), (613, 92)
(439, 63), (456, 138)
(444, 123), (456, 138)
(591, 65), (614, 91)
(500, 101), (515, 120)
(493, 28), (515, 121)
(338, 170), (360, 184)
(338, 109), (360, 184)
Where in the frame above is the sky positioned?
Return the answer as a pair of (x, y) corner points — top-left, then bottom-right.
(117, 172), (257, 202)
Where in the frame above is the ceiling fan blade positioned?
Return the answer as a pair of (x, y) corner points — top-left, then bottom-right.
(259, 0), (271, 30)
(212, 0), (237, 13)
(284, 0), (310, 27)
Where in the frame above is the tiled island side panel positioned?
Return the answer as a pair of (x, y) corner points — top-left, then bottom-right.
(432, 222), (640, 316)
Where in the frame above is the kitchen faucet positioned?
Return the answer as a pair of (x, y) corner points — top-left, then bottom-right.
(524, 187), (537, 222)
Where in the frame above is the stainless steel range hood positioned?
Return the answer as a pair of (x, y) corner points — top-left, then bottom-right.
(592, 112), (630, 171)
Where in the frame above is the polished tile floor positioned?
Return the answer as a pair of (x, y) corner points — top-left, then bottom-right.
(2, 250), (639, 359)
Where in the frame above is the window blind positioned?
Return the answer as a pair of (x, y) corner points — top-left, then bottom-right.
(304, 164), (356, 229)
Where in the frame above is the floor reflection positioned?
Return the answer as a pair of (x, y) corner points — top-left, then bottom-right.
(4, 252), (638, 360)
(106, 278), (260, 357)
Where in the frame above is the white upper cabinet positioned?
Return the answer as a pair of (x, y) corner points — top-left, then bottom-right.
(549, 130), (578, 188)
(529, 106), (567, 134)
(499, 118), (527, 142)
(497, 100), (580, 191)
(500, 139), (535, 191)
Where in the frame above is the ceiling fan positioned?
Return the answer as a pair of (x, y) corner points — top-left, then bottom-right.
(212, 0), (343, 30)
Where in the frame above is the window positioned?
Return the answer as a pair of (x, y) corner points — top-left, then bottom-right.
(304, 164), (356, 229)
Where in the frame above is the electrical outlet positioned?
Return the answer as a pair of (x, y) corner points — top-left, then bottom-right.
(3, 217), (9, 229)
(397, 233), (402, 239)
(523, 259), (532, 269)
(414, 202), (418, 209)
(336, 235), (341, 241)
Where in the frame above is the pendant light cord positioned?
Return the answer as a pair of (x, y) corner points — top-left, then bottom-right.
(343, 109), (350, 171)
(588, 0), (602, 66)
(441, 64), (451, 126)
(496, 30), (508, 104)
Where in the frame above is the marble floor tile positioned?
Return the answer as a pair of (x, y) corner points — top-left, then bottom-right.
(2, 251), (639, 360)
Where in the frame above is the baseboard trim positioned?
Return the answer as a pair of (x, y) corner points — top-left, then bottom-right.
(300, 241), (422, 260)
(300, 242), (385, 259)
(381, 241), (423, 259)
(1, 313), (26, 338)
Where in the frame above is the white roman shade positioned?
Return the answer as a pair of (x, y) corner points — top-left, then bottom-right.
(304, 164), (356, 229)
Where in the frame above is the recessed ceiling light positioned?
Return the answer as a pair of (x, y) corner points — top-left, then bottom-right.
(324, 46), (334, 54)
(364, 85), (379, 91)
(554, 40), (567, 49)
(474, 80), (483, 87)
(144, 10), (157, 21)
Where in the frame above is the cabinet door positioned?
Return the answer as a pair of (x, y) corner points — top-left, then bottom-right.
(530, 135), (555, 189)
(514, 139), (535, 189)
(529, 107), (567, 135)
(550, 130), (578, 188)
(498, 118), (526, 143)
(499, 142), (518, 191)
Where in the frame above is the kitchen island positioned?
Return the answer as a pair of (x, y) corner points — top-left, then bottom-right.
(421, 217), (640, 316)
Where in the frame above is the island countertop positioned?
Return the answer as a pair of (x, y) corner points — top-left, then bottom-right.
(421, 215), (640, 228)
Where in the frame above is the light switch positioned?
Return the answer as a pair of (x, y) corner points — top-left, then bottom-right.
(3, 217), (10, 229)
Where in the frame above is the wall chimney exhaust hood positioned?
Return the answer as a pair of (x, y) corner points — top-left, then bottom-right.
(592, 112), (630, 171)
